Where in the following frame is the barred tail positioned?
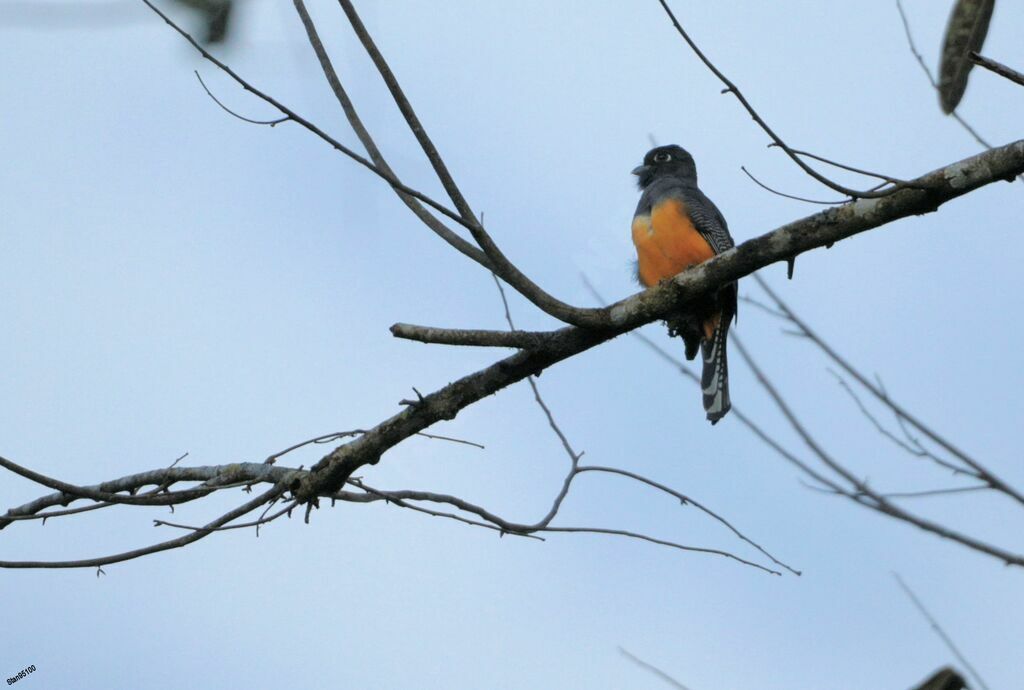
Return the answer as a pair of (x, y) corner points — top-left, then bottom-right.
(700, 318), (731, 424)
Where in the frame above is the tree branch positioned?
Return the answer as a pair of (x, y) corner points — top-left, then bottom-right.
(893, 572), (990, 690)
(299, 0), (610, 327)
(288, 0), (492, 269)
(732, 333), (1024, 567)
(752, 273), (1024, 508)
(138, 0), (473, 232)
(0, 484), (286, 569)
(969, 51), (1024, 89)
(657, 0), (907, 198)
(390, 323), (551, 348)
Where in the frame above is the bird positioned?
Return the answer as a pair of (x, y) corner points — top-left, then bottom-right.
(631, 144), (737, 424)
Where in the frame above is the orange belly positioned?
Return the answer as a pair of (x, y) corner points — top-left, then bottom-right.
(632, 198), (715, 288)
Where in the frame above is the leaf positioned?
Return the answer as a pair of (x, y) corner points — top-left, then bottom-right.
(938, 0), (996, 113)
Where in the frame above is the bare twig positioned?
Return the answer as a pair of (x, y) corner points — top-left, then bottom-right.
(741, 166), (849, 206)
(414, 432), (485, 450)
(829, 371), (968, 476)
(288, 0), (492, 270)
(390, 323), (550, 349)
(893, 573), (990, 690)
(194, 71), (288, 126)
(657, 0), (907, 199)
(0, 462), (294, 530)
(0, 454), (227, 509)
(619, 648), (691, 690)
(880, 485), (990, 499)
(732, 334), (1024, 567)
(334, 0), (475, 222)
(579, 465), (800, 575)
(154, 499), (298, 533)
(139, 0), (478, 235)
(0, 484), (286, 569)
(753, 274), (1024, 508)
(324, 0), (606, 329)
(969, 52), (1024, 88)
(780, 147), (911, 184)
(265, 430), (365, 465)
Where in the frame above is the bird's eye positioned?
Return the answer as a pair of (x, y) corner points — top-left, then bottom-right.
(653, 152), (672, 163)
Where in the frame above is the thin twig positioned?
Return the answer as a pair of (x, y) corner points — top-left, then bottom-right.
(139, 0), (476, 233)
(753, 274), (1024, 508)
(657, 0), (909, 199)
(969, 51), (1024, 88)
(330, 0), (606, 329)
(581, 274), (840, 494)
(334, 0), (476, 221)
(579, 465), (800, 575)
(619, 648), (691, 690)
(0, 484), (286, 569)
(741, 166), (849, 205)
(829, 370), (969, 476)
(881, 485), (990, 499)
(0, 454), (222, 508)
(288, 0), (491, 269)
(415, 432), (485, 450)
(265, 430), (365, 465)
(732, 333), (1024, 567)
(781, 146), (910, 184)
(893, 573), (991, 690)
(543, 526), (781, 575)
(344, 480), (544, 540)
(194, 71), (288, 126)
(1, 462), (294, 530)
(154, 500), (298, 533)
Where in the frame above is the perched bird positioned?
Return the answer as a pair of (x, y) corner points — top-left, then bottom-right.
(631, 145), (737, 424)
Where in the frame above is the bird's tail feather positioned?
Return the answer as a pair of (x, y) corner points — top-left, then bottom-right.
(701, 320), (731, 424)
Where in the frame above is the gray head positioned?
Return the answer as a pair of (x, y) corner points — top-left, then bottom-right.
(632, 145), (697, 189)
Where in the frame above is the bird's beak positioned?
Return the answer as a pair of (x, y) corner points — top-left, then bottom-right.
(631, 165), (649, 177)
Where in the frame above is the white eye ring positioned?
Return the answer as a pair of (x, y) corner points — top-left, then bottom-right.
(653, 152), (672, 163)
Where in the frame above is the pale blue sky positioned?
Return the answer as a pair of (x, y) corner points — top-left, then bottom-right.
(2, 1), (1023, 688)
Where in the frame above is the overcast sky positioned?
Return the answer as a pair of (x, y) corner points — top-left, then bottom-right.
(2, 1), (1023, 688)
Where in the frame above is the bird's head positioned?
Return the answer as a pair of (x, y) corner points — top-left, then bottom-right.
(632, 145), (697, 189)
